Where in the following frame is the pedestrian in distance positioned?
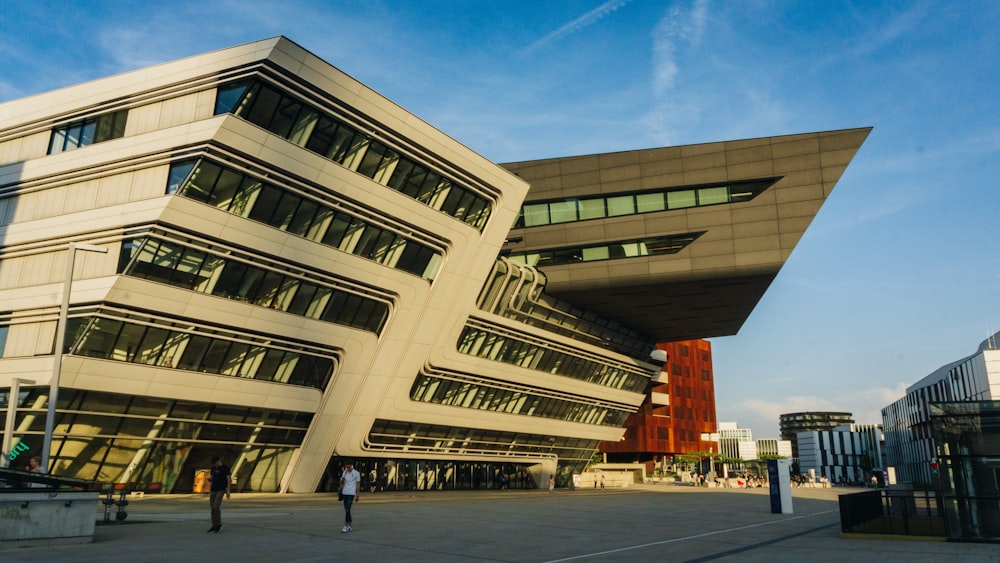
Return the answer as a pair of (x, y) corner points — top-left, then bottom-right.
(548, 474), (555, 492)
(206, 455), (231, 533)
(340, 461), (361, 533)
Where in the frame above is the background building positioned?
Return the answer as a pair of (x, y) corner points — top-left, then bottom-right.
(756, 438), (793, 459)
(779, 411), (855, 458)
(797, 424), (884, 485)
(718, 421), (756, 463)
(882, 331), (1000, 485)
(0, 37), (870, 493)
(599, 339), (716, 472)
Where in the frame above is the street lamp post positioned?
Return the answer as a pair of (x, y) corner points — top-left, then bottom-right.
(41, 242), (107, 472)
(3, 377), (36, 468)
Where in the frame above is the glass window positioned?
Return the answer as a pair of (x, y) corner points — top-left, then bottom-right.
(288, 109), (319, 147)
(247, 184), (282, 224)
(697, 186), (729, 205)
(134, 326), (170, 365)
(667, 190), (697, 209)
(182, 160), (223, 203)
(200, 340), (233, 374)
(522, 203), (550, 227)
(636, 193), (666, 213)
(243, 84), (283, 129)
(607, 195), (635, 217)
(269, 97), (303, 138)
(577, 198), (606, 220)
(549, 200), (578, 224)
(208, 169), (244, 209)
(178, 335), (210, 371)
(268, 191), (301, 230)
(113, 323), (148, 362)
(581, 247), (610, 261)
(167, 161), (196, 195)
(48, 110), (128, 154)
(215, 81), (250, 115)
(287, 198), (319, 236)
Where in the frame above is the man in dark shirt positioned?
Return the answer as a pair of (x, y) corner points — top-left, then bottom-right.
(207, 456), (231, 533)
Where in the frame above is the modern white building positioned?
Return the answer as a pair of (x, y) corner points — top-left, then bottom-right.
(882, 332), (1000, 485)
(756, 438), (793, 459)
(718, 422), (756, 461)
(0, 37), (870, 493)
(797, 424), (884, 484)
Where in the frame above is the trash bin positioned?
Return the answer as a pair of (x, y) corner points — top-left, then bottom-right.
(193, 469), (210, 493)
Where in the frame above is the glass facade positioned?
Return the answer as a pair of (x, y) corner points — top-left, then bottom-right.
(61, 308), (337, 390)
(215, 80), (492, 230)
(48, 110), (128, 154)
(514, 178), (777, 228)
(119, 231), (391, 334)
(365, 419), (597, 487)
(457, 324), (650, 392)
(505, 232), (705, 267)
(322, 457), (545, 492)
(1, 388), (312, 493)
(409, 370), (633, 426)
(168, 159), (442, 280)
(931, 401), (1000, 542)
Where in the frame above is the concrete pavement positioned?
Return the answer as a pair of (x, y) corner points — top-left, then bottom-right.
(1, 484), (997, 562)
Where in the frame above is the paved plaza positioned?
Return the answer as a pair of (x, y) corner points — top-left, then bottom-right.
(1, 484), (997, 562)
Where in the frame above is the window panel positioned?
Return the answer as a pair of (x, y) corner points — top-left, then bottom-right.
(549, 200), (578, 224)
(113, 323), (148, 362)
(667, 190), (697, 209)
(243, 84), (283, 129)
(167, 161), (196, 195)
(75, 318), (123, 359)
(182, 160), (224, 203)
(132, 326), (170, 365)
(215, 81), (250, 115)
(607, 195), (635, 217)
(208, 169), (244, 209)
(697, 186), (729, 205)
(177, 335), (210, 371)
(522, 203), (550, 227)
(635, 192), (666, 213)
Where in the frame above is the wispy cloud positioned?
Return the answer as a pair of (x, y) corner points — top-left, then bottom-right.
(645, 0), (711, 143)
(818, 0), (933, 68)
(522, 0), (633, 54)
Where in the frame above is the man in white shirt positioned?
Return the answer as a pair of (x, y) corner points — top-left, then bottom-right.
(339, 461), (362, 533)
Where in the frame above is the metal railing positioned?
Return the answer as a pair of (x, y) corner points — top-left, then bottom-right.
(839, 488), (947, 537)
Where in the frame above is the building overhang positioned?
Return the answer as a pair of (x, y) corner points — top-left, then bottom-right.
(501, 127), (871, 341)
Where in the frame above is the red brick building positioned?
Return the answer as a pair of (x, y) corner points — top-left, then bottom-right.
(599, 339), (717, 472)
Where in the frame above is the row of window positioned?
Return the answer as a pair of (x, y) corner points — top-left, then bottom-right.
(505, 232), (704, 267)
(8, 388), (310, 492)
(514, 178), (777, 228)
(215, 79), (492, 230)
(64, 313), (336, 390)
(457, 325), (649, 392)
(409, 372), (631, 427)
(121, 234), (390, 334)
(477, 259), (653, 359)
(366, 419), (599, 464)
(48, 110), (128, 155)
(168, 159), (441, 280)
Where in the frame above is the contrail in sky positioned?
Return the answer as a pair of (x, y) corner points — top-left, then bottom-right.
(522, 0), (633, 54)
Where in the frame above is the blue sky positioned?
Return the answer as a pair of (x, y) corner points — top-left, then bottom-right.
(2, 1), (998, 438)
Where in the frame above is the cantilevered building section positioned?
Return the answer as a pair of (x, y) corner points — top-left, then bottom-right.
(0, 37), (869, 493)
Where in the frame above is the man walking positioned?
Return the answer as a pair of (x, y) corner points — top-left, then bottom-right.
(340, 461), (361, 533)
(207, 456), (231, 533)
